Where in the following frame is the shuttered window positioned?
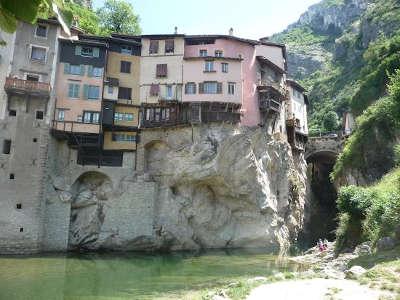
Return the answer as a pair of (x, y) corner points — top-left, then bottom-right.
(64, 63), (85, 75)
(68, 83), (80, 98)
(83, 111), (100, 124)
(228, 82), (235, 95)
(204, 61), (214, 72)
(185, 82), (196, 94)
(120, 61), (131, 73)
(83, 85), (100, 100)
(201, 82), (222, 94)
(149, 40), (159, 54)
(156, 64), (167, 77)
(118, 87), (132, 100)
(165, 39), (174, 53)
(150, 84), (160, 96)
(87, 66), (103, 77)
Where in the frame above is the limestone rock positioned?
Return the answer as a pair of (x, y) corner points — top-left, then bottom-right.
(345, 266), (367, 279)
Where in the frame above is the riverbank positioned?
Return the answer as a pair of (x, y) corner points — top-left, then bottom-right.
(200, 242), (400, 300)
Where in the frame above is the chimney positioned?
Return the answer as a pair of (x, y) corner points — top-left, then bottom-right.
(174, 26), (178, 34)
(229, 28), (234, 36)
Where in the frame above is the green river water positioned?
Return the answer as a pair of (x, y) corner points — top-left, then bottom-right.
(0, 249), (304, 300)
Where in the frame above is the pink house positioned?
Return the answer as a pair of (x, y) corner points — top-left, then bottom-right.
(182, 35), (287, 127)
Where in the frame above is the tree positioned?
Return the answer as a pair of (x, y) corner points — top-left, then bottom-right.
(322, 110), (339, 132)
(0, 0), (72, 43)
(97, 0), (141, 35)
(67, 2), (100, 35)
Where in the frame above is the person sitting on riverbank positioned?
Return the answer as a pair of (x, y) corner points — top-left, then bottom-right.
(318, 239), (325, 252)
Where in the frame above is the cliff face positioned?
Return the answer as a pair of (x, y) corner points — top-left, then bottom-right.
(47, 125), (307, 253)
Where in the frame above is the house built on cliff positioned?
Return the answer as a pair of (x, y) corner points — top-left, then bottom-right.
(0, 21), (309, 254)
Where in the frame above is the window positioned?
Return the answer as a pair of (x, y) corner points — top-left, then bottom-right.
(185, 82), (196, 94)
(121, 45), (132, 55)
(83, 111), (100, 124)
(35, 25), (47, 37)
(26, 74), (39, 81)
(16, 203), (22, 209)
(165, 39), (174, 53)
(222, 63), (229, 73)
(84, 85), (100, 100)
(58, 110), (65, 121)
(228, 82), (235, 95)
(75, 45), (99, 57)
(294, 90), (303, 99)
(204, 61), (214, 72)
(112, 133), (136, 142)
(118, 87), (132, 100)
(91, 67), (103, 77)
(36, 111), (44, 120)
(33, 138), (37, 143)
(215, 50), (223, 57)
(3, 139), (11, 154)
(150, 84), (160, 96)
(156, 64), (168, 77)
(9, 110), (16, 116)
(120, 61), (131, 73)
(81, 47), (93, 57)
(19, 228), (23, 233)
(9, 173), (14, 179)
(30, 46), (46, 62)
(114, 112), (134, 122)
(166, 85), (173, 99)
(70, 64), (82, 75)
(199, 82), (222, 94)
(200, 49), (207, 57)
(107, 85), (113, 94)
(149, 40), (159, 54)
(68, 83), (80, 98)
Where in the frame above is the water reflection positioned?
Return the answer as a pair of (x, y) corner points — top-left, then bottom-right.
(0, 249), (305, 300)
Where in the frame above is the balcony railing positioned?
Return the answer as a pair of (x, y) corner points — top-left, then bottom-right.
(259, 98), (281, 113)
(4, 77), (50, 97)
(257, 79), (286, 95)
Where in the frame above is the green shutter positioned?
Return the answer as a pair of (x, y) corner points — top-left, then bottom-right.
(83, 84), (89, 99)
(64, 63), (70, 74)
(217, 82), (222, 94)
(93, 47), (100, 57)
(80, 65), (85, 76)
(87, 65), (93, 77)
(68, 84), (74, 97)
(75, 45), (82, 56)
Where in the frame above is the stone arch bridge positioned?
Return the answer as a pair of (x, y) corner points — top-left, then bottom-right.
(305, 135), (345, 163)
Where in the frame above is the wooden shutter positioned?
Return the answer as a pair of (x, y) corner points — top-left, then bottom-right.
(217, 82), (222, 94)
(83, 84), (89, 99)
(93, 47), (100, 57)
(75, 45), (82, 56)
(156, 64), (162, 77)
(199, 83), (204, 94)
(64, 63), (70, 74)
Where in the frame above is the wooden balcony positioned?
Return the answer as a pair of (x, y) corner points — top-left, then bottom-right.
(259, 97), (281, 113)
(257, 79), (286, 96)
(4, 77), (50, 97)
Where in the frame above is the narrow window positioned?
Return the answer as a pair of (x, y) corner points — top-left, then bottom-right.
(108, 85), (113, 94)
(36, 111), (44, 120)
(33, 138), (37, 143)
(166, 85), (173, 99)
(165, 39), (174, 53)
(19, 227), (23, 232)
(222, 63), (229, 73)
(149, 40), (159, 54)
(9, 110), (16, 116)
(121, 45), (132, 55)
(35, 25), (47, 37)
(58, 110), (65, 121)
(204, 61), (214, 72)
(228, 82), (235, 95)
(9, 173), (14, 179)
(200, 49), (207, 57)
(120, 61), (131, 73)
(118, 87), (132, 100)
(16, 203), (22, 209)
(3, 139), (11, 154)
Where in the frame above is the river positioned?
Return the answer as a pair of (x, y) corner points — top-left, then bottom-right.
(0, 249), (304, 300)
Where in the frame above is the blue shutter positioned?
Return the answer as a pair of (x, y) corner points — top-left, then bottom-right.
(75, 45), (82, 56)
(83, 84), (89, 99)
(80, 65), (85, 76)
(64, 63), (70, 74)
(87, 65), (93, 77)
(93, 47), (100, 57)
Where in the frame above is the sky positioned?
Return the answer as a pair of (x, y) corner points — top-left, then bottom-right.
(92, 0), (321, 39)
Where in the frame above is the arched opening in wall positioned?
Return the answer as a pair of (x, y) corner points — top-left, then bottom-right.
(144, 140), (169, 174)
(299, 151), (338, 248)
(68, 171), (112, 250)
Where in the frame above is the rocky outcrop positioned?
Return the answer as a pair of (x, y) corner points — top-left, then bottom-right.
(51, 125), (307, 253)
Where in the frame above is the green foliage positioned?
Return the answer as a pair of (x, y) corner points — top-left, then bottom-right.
(67, 2), (100, 35)
(394, 145), (400, 166)
(332, 68), (400, 180)
(322, 110), (339, 132)
(97, 0), (141, 35)
(335, 168), (400, 251)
